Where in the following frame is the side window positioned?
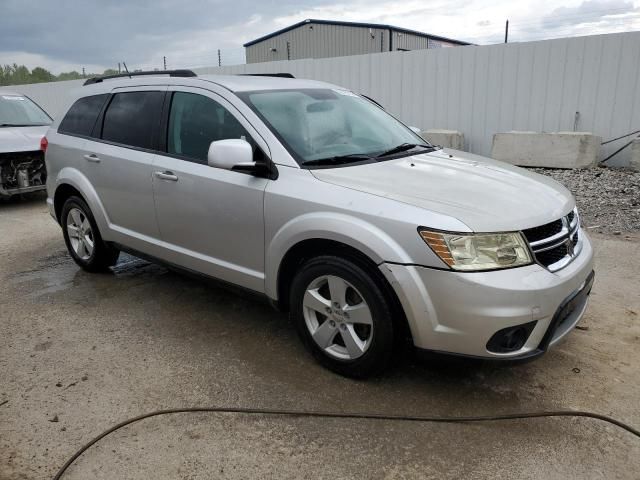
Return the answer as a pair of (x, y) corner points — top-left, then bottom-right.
(167, 92), (251, 163)
(58, 94), (109, 137)
(101, 91), (164, 150)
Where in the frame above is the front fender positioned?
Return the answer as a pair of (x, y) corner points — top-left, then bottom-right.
(54, 167), (111, 236)
(265, 212), (413, 299)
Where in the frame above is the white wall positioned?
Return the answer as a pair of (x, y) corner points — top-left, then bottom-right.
(3, 31), (639, 165)
(197, 31), (640, 166)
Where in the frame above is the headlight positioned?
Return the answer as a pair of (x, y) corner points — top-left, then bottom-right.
(419, 229), (532, 271)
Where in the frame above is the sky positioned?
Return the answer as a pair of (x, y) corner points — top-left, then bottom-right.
(0, 0), (639, 74)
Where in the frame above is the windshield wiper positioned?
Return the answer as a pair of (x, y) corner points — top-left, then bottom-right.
(376, 143), (435, 158)
(302, 153), (373, 167)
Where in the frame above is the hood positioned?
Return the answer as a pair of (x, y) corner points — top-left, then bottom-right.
(0, 126), (49, 154)
(311, 148), (574, 232)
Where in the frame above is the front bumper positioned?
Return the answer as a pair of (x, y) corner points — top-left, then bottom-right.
(379, 229), (595, 359)
(0, 184), (46, 197)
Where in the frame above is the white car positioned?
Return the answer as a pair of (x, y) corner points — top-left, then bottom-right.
(44, 71), (594, 377)
(0, 92), (51, 197)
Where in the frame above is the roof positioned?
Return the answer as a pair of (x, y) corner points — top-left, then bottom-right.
(199, 74), (338, 92)
(71, 74), (339, 96)
(243, 19), (472, 47)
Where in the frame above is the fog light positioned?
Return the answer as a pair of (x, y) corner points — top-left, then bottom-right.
(486, 321), (537, 353)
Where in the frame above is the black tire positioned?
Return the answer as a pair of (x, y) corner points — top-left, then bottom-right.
(61, 196), (119, 272)
(290, 255), (395, 378)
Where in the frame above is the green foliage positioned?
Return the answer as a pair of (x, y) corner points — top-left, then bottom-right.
(0, 64), (119, 86)
(30, 67), (55, 83)
(56, 71), (84, 81)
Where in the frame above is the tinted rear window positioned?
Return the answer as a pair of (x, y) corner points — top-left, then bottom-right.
(101, 91), (164, 150)
(58, 94), (108, 136)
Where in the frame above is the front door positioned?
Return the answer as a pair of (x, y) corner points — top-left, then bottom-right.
(151, 88), (269, 293)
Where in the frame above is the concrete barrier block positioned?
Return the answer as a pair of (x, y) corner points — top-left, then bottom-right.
(491, 131), (601, 168)
(420, 129), (465, 150)
(631, 138), (640, 172)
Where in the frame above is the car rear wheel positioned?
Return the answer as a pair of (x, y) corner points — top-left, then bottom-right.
(290, 255), (394, 378)
(61, 196), (119, 272)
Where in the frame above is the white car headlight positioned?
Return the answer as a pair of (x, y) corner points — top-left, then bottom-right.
(419, 229), (533, 271)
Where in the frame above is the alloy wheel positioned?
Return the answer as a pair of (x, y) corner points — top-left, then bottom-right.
(66, 207), (94, 260)
(302, 275), (373, 360)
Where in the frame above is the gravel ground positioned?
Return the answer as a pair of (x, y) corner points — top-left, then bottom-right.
(531, 167), (640, 234)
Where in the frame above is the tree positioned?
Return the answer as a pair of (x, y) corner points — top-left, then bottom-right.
(0, 64), (116, 86)
(56, 71), (84, 81)
(30, 67), (55, 83)
(11, 64), (31, 85)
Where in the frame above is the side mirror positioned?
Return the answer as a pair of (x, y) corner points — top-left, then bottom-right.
(409, 126), (422, 134)
(207, 139), (254, 171)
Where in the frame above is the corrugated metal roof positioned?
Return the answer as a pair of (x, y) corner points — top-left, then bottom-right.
(243, 19), (472, 47)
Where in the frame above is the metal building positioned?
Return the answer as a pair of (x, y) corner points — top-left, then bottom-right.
(244, 19), (470, 64)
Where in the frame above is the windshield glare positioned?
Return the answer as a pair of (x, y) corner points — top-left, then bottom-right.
(0, 95), (52, 126)
(240, 89), (428, 165)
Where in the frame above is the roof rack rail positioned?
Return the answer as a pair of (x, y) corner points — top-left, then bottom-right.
(83, 69), (197, 86)
(240, 73), (295, 79)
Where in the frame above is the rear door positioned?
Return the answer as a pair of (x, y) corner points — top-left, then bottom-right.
(51, 93), (110, 201)
(151, 87), (270, 292)
(85, 87), (166, 249)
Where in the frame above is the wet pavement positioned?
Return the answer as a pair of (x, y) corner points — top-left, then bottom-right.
(1, 195), (639, 479)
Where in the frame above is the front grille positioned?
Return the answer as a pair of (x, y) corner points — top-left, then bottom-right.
(536, 243), (568, 266)
(522, 220), (563, 243)
(522, 208), (581, 272)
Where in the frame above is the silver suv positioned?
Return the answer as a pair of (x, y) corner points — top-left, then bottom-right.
(45, 71), (594, 377)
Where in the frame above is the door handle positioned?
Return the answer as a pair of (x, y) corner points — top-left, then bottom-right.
(154, 171), (178, 182)
(83, 154), (101, 163)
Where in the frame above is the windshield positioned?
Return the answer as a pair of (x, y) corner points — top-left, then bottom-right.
(0, 94), (52, 127)
(238, 88), (430, 166)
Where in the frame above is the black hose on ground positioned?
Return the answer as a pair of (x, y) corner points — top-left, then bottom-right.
(599, 129), (640, 164)
(52, 406), (640, 479)
(601, 129), (640, 145)
(599, 138), (638, 164)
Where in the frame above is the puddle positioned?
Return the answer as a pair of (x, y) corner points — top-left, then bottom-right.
(7, 251), (166, 303)
(8, 250), (78, 298)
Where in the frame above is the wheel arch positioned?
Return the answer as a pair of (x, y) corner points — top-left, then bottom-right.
(53, 184), (83, 223)
(52, 168), (110, 234)
(275, 237), (412, 342)
(266, 212), (413, 295)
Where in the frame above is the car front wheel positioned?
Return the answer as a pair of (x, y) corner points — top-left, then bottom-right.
(290, 255), (395, 378)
